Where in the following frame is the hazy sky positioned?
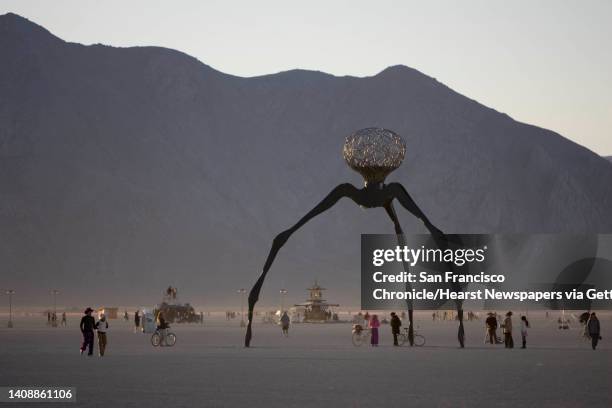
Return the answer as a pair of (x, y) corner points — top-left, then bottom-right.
(2, 0), (611, 155)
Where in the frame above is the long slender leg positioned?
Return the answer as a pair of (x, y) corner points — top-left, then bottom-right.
(245, 183), (360, 347)
(384, 202), (415, 345)
(389, 182), (465, 348)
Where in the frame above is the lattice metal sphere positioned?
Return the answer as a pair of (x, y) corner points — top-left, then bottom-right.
(342, 128), (406, 183)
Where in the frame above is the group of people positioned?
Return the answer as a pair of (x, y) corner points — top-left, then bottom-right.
(75, 307), (604, 353)
(363, 312), (404, 347)
(485, 311), (602, 350)
(79, 307), (109, 356)
(46, 311), (67, 327)
(485, 311), (530, 348)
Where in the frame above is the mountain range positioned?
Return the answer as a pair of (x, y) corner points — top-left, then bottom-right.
(1, 13), (611, 307)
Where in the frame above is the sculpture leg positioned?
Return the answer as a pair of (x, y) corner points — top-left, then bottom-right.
(244, 183), (359, 347)
(408, 309), (414, 346)
(457, 307), (465, 348)
(384, 203), (414, 346)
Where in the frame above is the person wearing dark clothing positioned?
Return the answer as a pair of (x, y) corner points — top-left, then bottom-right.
(80, 307), (96, 356)
(485, 313), (499, 344)
(390, 312), (402, 346)
(502, 311), (514, 349)
(134, 311), (141, 333)
(587, 313), (601, 350)
(280, 312), (290, 337)
(156, 311), (169, 345)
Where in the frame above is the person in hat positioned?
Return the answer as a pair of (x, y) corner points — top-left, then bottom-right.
(95, 313), (109, 356)
(485, 312), (499, 345)
(502, 311), (514, 348)
(80, 307), (96, 356)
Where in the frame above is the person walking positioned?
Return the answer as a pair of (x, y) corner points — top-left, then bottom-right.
(134, 310), (140, 333)
(370, 314), (380, 347)
(280, 311), (290, 337)
(520, 315), (530, 349)
(61, 312), (67, 327)
(95, 314), (109, 356)
(485, 312), (499, 344)
(80, 307), (96, 356)
(587, 312), (601, 350)
(502, 311), (514, 348)
(390, 312), (402, 346)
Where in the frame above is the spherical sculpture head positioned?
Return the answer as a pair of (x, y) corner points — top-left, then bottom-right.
(342, 128), (406, 184)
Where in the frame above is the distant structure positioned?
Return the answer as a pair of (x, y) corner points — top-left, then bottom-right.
(295, 281), (339, 322)
(97, 307), (118, 319)
(156, 286), (201, 323)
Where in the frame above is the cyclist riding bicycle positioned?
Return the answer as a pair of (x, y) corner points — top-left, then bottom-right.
(156, 311), (170, 345)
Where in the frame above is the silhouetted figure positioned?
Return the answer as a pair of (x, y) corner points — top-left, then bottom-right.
(587, 313), (601, 350)
(390, 312), (402, 346)
(61, 312), (67, 326)
(156, 311), (169, 346)
(80, 308), (96, 356)
(244, 128), (461, 348)
(486, 312), (500, 344)
(95, 314), (108, 356)
(520, 316), (529, 348)
(502, 311), (514, 348)
(370, 314), (380, 346)
(280, 312), (290, 337)
(134, 310), (140, 332)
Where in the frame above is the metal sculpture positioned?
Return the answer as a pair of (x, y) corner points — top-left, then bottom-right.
(245, 128), (465, 348)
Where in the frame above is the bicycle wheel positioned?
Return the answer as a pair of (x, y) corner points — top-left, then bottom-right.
(397, 333), (407, 346)
(165, 333), (177, 347)
(352, 332), (364, 346)
(151, 332), (161, 347)
(414, 334), (426, 347)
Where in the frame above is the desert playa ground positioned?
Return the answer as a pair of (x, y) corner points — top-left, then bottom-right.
(1, 311), (611, 408)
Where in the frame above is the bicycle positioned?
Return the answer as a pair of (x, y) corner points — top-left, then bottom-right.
(351, 325), (371, 346)
(397, 327), (426, 347)
(151, 328), (176, 347)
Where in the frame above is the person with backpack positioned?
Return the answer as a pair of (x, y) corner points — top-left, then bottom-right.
(95, 314), (109, 356)
(520, 315), (530, 348)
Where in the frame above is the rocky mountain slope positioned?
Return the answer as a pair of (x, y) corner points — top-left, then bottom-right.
(2, 13), (611, 306)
